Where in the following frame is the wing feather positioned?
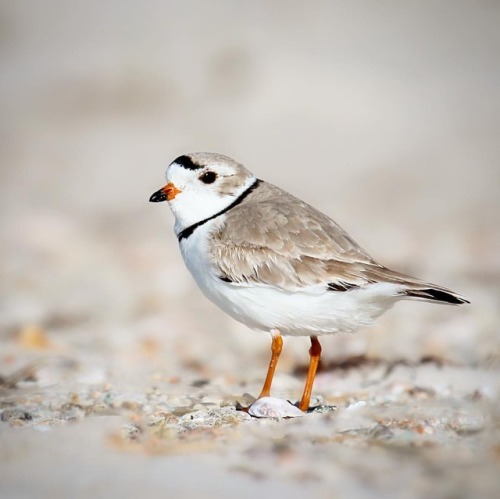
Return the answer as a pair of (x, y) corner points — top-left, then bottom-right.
(208, 180), (468, 305)
(210, 181), (384, 290)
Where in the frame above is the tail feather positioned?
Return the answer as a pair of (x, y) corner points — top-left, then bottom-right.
(359, 265), (470, 306)
(403, 287), (470, 305)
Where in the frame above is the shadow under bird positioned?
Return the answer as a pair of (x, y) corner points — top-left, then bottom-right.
(150, 153), (469, 414)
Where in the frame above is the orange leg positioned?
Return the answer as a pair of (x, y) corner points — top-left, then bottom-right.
(298, 336), (322, 412)
(258, 333), (283, 398)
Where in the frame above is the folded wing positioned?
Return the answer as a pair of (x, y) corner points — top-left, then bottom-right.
(210, 181), (468, 305)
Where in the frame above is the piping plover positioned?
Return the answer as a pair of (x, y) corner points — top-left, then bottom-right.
(150, 152), (469, 413)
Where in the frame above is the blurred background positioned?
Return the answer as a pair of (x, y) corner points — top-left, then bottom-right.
(1, 1), (500, 497)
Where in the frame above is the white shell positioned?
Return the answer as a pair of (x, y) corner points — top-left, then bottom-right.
(247, 397), (306, 418)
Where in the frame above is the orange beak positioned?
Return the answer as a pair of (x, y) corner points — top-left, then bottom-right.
(149, 182), (181, 202)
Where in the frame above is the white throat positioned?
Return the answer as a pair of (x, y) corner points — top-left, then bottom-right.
(170, 175), (257, 237)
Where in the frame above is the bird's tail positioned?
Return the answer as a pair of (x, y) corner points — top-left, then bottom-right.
(363, 265), (470, 305)
(403, 286), (469, 305)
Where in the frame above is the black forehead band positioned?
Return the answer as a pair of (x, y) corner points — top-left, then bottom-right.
(174, 155), (202, 170)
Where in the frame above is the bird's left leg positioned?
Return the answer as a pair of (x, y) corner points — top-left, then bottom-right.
(258, 330), (283, 399)
(297, 336), (322, 411)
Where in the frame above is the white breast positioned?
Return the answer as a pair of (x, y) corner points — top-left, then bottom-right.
(179, 218), (402, 336)
(179, 217), (265, 329)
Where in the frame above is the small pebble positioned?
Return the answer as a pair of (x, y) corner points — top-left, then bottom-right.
(1, 408), (33, 424)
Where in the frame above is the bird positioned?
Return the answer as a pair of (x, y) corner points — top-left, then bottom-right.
(150, 152), (469, 413)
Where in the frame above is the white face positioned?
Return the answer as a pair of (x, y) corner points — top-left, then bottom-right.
(162, 153), (255, 233)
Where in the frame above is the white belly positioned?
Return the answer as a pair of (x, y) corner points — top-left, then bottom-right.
(179, 220), (401, 336)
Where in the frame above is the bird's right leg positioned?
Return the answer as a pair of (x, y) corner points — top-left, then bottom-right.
(297, 336), (322, 412)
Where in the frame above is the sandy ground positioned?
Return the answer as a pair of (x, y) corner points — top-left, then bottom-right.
(1, 1), (500, 498)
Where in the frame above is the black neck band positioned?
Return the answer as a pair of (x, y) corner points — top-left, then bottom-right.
(177, 178), (262, 242)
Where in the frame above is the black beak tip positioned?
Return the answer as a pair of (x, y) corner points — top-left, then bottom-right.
(149, 189), (167, 203)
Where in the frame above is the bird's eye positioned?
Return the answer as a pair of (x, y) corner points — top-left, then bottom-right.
(199, 171), (217, 184)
